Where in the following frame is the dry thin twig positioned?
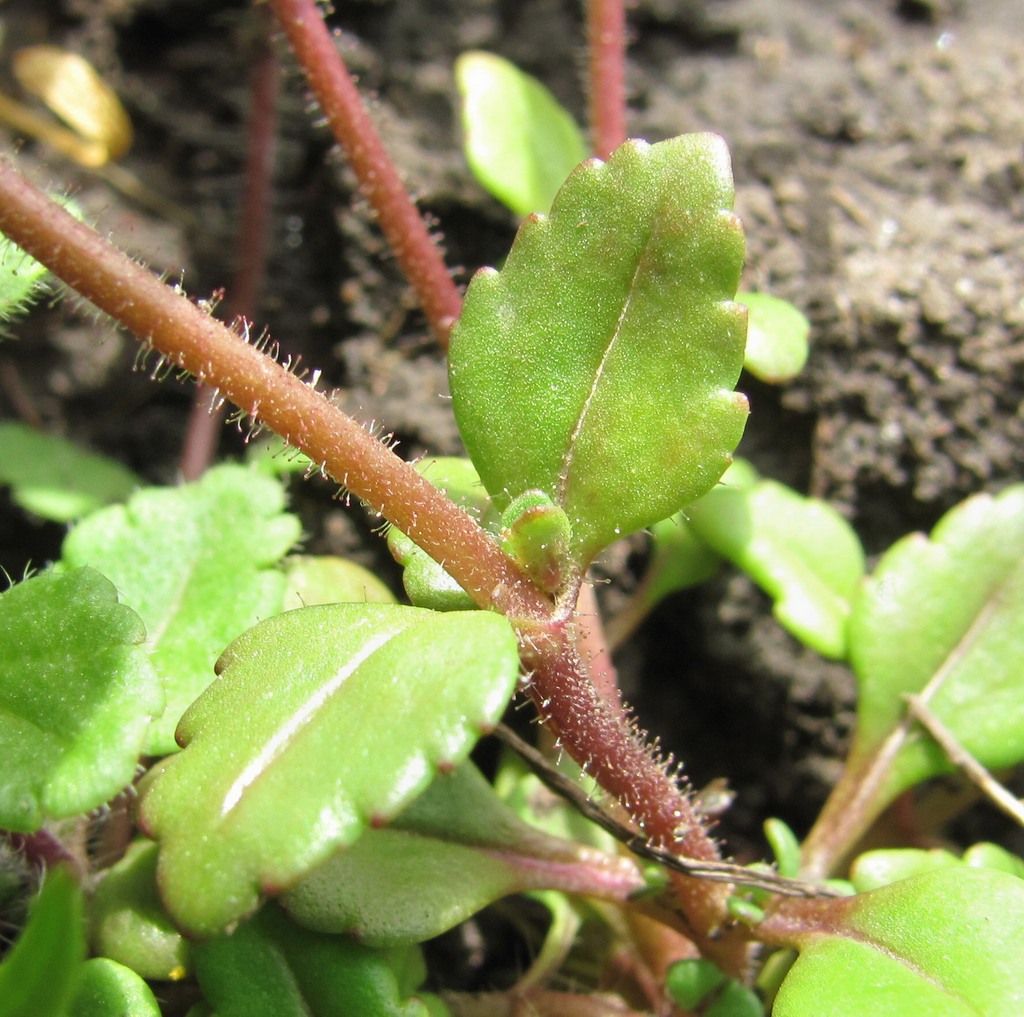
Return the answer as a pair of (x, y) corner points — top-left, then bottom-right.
(904, 693), (1024, 829)
(494, 723), (844, 900)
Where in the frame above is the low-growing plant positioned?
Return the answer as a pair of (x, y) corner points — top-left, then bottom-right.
(0, 2), (1022, 1015)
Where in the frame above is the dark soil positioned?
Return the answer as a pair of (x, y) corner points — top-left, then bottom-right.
(1, 0), (1022, 863)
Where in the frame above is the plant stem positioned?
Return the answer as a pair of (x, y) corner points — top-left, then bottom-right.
(181, 10), (280, 480)
(267, 0), (462, 346)
(800, 738), (904, 879)
(587, 0), (628, 159)
(0, 159), (542, 619)
(8, 830), (82, 874)
(801, 622), (991, 877)
(524, 622), (748, 975)
(573, 582), (622, 710)
(756, 892), (854, 952)
(445, 989), (653, 1017)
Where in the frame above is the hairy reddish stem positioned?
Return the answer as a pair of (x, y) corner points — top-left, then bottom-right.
(573, 582), (622, 709)
(7, 829), (85, 879)
(267, 0), (462, 346)
(181, 11), (280, 480)
(587, 0), (628, 159)
(0, 160), (540, 619)
(756, 892), (857, 954)
(525, 623), (748, 975)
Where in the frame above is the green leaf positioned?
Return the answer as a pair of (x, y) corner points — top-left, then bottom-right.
(764, 818), (802, 880)
(667, 958), (727, 1009)
(281, 763), (642, 945)
(0, 230), (50, 323)
(963, 842), (1024, 879)
(455, 51), (587, 217)
(493, 747), (618, 854)
(850, 847), (962, 893)
(771, 868), (1024, 1016)
(282, 556), (395, 610)
(851, 842), (1024, 894)
(246, 434), (315, 476)
(500, 490), (571, 593)
(90, 839), (190, 981)
(640, 513), (721, 607)
(847, 485), (1024, 801)
(740, 292), (810, 384)
(67, 958), (161, 1017)
(0, 868), (85, 1017)
(707, 982), (764, 1017)
(686, 462), (865, 659)
(605, 511), (721, 649)
(387, 458), (497, 611)
(667, 960), (764, 1015)
(0, 199), (81, 326)
(61, 464), (300, 754)
(0, 569), (161, 830)
(138, 603), (519, 936)
(0, 422), (140, 522)
(449, 134), (748, 568)
(194, 904), (433, 1017)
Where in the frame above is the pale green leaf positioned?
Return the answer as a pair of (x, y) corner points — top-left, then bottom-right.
(387, 457), (496, 611)
(0, 868), (85, 1017)
(61, 464), (300, 754)
(707, 982), (764, 1016)
(740, 292), (810, 383)
(0, 232), (50, 323)
(282, 555), (395, 610)
(0, 569), (161, 830)
(666, 958), (727, 1009)
(848, 485), (1024, 800)
(771, 868), (1024, 1016)
(851, 843), (1024, 894)
(963, 843), (1024, 878)
(246, 434), (315, 476)
(641, 513), (721, 609)
(0, 199), (81, 327)
(90, 839), (190, 981)
(194, 904), (433, 1017)
(282, 763), (642, 945)
(850, 848), (962, 893)
(138, 604), (519, 935)
(455, 51), (587, 217)
(604, 512), (721, 650)
(0, 422), (139, 522)
(686, 463), (865, 659)
(68, 959), (161, 1017)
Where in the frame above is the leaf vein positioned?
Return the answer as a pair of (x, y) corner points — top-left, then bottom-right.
(557, 230), (652, 505)
(220, 627), (399, 815)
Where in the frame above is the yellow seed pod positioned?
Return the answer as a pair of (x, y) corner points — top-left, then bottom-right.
(12, 45), (132, 165)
